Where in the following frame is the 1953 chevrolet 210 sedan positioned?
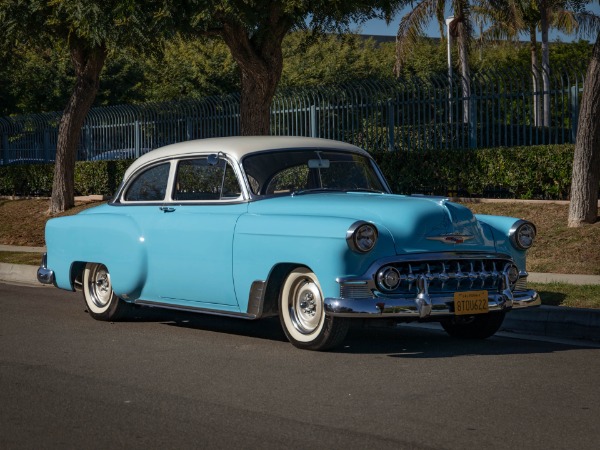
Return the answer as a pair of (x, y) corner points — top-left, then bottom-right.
(38, 136), (540, 350)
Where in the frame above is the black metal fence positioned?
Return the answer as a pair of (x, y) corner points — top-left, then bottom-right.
(0, 67), (585, 165)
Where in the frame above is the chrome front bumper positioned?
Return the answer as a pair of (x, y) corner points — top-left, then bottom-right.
(324, 289), (540, 319)
(37, 253), (55, 285)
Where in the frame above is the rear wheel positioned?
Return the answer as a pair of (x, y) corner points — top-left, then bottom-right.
(441, 312), (506, 339)
(83, 263), (131, 321)
(279, 267), (349, 351)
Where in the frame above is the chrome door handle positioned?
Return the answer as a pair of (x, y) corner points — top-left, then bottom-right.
(159, 206), (175, 213)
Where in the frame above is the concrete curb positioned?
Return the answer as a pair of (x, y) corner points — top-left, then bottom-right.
(0, 263), (39, 286)
(502, 306), (600, 342)
(528, 272), (600, 285)
(1, 261), (598, 344)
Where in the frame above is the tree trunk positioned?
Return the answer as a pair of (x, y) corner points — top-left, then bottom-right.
(238, 66), (280, 135)
(568, 31), (600, 227)
(220, 15), (288, 136)
(539, 2), (551, 127)
(49, 43), (107, 214)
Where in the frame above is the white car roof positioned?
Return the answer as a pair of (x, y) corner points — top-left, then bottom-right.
(123, 136), (369, 180)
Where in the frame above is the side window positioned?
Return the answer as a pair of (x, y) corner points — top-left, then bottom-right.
(124, 163), (170, 202)
(173, 158), (241, 201)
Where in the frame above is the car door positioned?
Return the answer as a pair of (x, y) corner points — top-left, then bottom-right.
(124, 156), (247, 309)
(151, 156), (247, 308)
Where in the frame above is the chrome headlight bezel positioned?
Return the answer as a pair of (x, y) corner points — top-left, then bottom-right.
(509, 220), (536, 250)
(346, 221), (378, 253)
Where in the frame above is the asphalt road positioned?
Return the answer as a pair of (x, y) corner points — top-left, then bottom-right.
(2, 283), (600, 450)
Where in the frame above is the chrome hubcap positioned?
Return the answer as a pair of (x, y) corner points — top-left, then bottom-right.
(89, 265), (112, 309)
(290, 278), (322, 334)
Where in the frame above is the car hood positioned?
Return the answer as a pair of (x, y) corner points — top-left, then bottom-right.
(248, 193), (496, 254)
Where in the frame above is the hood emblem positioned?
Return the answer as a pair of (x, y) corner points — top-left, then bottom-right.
(426, 233), (475, 244)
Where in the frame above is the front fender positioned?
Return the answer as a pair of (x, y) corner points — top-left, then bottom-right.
(475, 214), (528, 270)
(45, 213), (147, 298)
(232, 214), (396, 312)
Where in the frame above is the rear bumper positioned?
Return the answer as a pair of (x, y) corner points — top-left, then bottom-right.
(324, 289), (540, 319)
(37, 253), (55, 285)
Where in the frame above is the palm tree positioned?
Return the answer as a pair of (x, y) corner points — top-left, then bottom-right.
(395, 0), (474, 123)
(475, 0), (581, 126)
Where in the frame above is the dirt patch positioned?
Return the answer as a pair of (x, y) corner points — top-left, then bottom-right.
(464, 202), (600, 275)
(0, 198), (104, 247)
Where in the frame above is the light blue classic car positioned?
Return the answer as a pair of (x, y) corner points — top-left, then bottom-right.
(38, 137), (540, 350)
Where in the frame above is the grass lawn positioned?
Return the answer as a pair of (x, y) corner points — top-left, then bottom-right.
(0, 251), (43, 265)
(528, 282), (600, 309)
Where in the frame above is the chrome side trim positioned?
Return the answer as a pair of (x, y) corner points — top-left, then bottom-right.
(134, 300), (260, 320)
(37, 253), (55, 285)
(324, 289), (540, 319)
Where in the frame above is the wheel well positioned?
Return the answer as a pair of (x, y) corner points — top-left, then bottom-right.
(263, 263), (308, 316)
(70, 261), (88, 291)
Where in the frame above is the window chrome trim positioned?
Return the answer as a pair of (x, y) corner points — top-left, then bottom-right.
(111, 152), (251, 205)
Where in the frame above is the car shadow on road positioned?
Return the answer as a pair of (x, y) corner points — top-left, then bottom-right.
(126, 305), (596, 356)
(341, 323), (599, 357)
(128, 306), (289, 343)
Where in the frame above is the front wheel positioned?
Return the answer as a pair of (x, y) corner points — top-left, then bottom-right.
(441, 312), (506, 339)
(279, 267), (349, 351)
(83, 263), (131, 321)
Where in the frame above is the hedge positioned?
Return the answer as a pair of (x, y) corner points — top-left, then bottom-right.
(371, 144), (576, 199)
(0, 144), (585, 200)
(0, 160), (132, 197)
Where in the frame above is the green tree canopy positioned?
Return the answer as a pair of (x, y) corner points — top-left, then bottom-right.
(180, 0), (404, 135)
(0, 0), (170, 212)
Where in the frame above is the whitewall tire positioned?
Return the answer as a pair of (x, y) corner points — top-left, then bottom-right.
(279, 267), (349, 350)
(82, 263), (131, 321)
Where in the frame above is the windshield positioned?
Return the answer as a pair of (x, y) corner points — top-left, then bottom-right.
(242, 149), (388, 197)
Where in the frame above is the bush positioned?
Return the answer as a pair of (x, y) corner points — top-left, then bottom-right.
(0, 145), (588, 200)
(372, 144), (576, 200)
(0, 160), (131, 197)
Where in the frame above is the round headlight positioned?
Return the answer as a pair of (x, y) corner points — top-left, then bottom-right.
(509, 220), (536, 250)
(347, 221), (378, 253)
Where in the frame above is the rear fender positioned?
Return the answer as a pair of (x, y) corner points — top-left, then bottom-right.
(45, 214), (147, 299)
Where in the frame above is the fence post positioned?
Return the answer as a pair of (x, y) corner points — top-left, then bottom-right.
(134, 120), (140, 158)
(310, 105), (317, 138)
(387, 100), (395, 151)
(570, 86), (579, 143)
(43, 129), (51, 162)
(82, 125), (91, 160)
(2, 134), (8, 164)
(186, 117), (193, 141)
(469, 96), (477, 149)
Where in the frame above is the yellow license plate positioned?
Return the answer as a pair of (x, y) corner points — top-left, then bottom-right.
(454, 291), (489, 315)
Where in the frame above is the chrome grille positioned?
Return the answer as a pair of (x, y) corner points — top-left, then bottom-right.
(376, 258), (511, 295)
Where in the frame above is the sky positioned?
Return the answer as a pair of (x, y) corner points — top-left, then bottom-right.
(352, 4), (600, 43)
